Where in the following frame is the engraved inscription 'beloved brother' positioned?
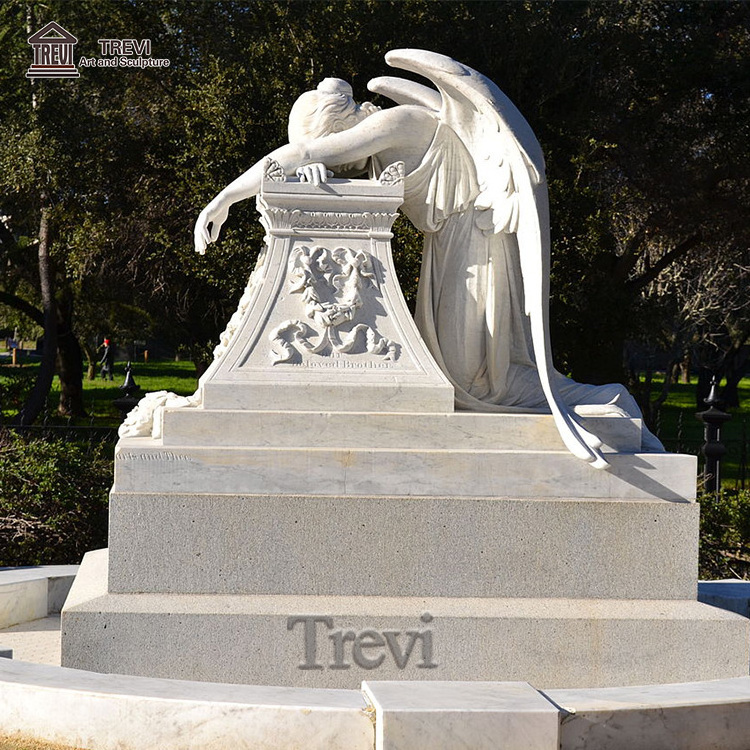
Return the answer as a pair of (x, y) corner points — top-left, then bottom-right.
(287, 613), (437, 671)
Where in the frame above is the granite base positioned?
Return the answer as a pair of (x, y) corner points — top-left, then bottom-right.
(62, 550), (750, 690)
(107, 493), (699, 599)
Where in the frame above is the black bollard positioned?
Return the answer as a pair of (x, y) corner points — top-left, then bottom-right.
(113, 361), (143, 420)
(696, 376), (732, 495)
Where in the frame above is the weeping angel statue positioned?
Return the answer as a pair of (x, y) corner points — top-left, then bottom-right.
(194, 49), (662, 468)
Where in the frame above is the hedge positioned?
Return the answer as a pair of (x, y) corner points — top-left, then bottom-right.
(0, 429), (111, 567)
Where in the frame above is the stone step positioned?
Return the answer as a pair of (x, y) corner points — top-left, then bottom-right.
(114, 439), (696, 500)
(108, 492), (698, 600)
(63, 550), (750, 690)
(160, 409), (643, 452)
(201, 380), (456, 413)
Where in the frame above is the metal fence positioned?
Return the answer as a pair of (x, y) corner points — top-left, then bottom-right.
(654, 412), (748, 490)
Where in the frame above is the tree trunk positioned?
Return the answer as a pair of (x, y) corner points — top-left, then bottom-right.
(650, 359), (679, 421)
(56, 288), (86, 417)
(14, 200), (56, 425)
(721, 346), (749, 410)
(679, 352), (691, 384)
(81, 339), (98, 380)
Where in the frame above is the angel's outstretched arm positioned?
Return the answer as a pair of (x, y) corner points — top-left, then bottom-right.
(194, 107), (421, 254)
(193, 141), (324, 254)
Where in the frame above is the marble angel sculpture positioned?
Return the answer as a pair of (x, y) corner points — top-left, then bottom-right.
(194, 49), (662, 468)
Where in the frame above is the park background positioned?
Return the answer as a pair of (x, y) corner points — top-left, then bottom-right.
(0, 1), (748, 575)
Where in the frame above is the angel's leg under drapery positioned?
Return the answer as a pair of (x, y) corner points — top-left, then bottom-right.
(413, 214), (663, 451)
(415, 213), (546, 410)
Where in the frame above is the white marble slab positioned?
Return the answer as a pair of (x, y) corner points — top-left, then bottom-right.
(0, 657), (373, 750)
(160, 409), (644, 452)
(363, 681), (559, 750)
(114, 439), (696, 500)
(0, 566), (79, 629)
(549, 677), (750, 750)
(161, 409), (643, 452)
(0, 565), (80, 583)
(0, 579), (47, 630)
(0, 614), (61, 665)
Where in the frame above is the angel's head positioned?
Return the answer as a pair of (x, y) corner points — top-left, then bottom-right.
(288, 78), (378, 141)
(288, 78), (378, 176)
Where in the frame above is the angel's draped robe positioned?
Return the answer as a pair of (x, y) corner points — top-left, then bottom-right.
(381, 122), (661, 449)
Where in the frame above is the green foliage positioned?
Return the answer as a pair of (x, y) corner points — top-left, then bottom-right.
(1, 359), (199, 425)
(0, 429), (111, 566)
(0, 280), (43, 341)
(0, 367), (35, 415)
(391, 214), (423, 312)
(544, 2), (750, 382)
(1, 0), (748, 401)
(699, 490), (750, 580)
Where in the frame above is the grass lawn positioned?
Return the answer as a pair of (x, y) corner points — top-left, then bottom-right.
(65, 359), (199, 425)
(0, 358), (198, 427)
(2, 354), (748, 485)
(647, 376), (749, 488)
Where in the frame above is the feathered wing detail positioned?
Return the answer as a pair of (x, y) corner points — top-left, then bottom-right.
(367, 76), (441, 111)
(379, 49), (608, 468)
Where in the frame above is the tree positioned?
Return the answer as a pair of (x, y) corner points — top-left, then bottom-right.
(543, 2), (750, 393)
(1, 1), (748, 424)
(644, 245), (750, 409)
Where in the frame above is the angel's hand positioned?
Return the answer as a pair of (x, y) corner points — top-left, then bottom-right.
(194, 200), (229, 254)
(296, 163), (334, 186)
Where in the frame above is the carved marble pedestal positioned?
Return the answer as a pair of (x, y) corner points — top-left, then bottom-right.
(62, 173), (749, 689)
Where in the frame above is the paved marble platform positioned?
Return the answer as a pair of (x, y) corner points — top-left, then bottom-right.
(0, 565), (78, 630)
(0, 615), (61, 666)
(3, 655), (750, 750)
(0, 565), (78, 664)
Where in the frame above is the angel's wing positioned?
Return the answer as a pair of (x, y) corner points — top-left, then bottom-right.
(372, 49), (608, 469)
(368, 76), (441, 111)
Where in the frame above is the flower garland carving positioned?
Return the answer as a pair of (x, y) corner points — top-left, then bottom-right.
(269, 245), (399, 364)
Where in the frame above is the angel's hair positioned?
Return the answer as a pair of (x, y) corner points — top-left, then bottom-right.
(288, 78), (379, 142)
